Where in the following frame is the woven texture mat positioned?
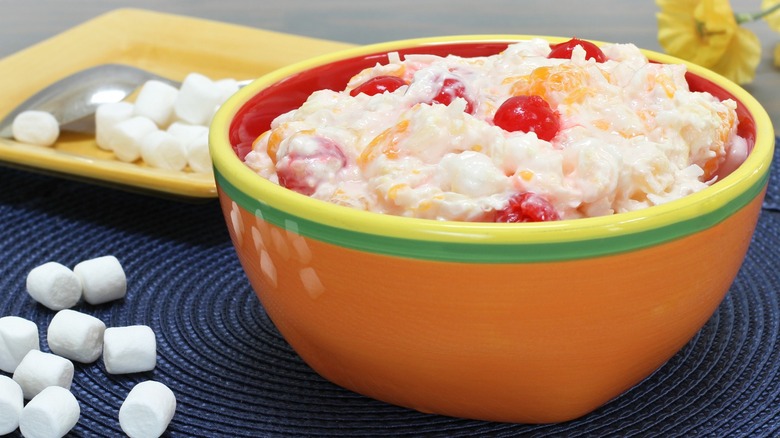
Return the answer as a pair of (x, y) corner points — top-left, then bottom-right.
(0, 140), (778, 437)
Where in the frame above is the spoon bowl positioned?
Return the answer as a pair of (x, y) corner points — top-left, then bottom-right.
(0, 64), (179, 138)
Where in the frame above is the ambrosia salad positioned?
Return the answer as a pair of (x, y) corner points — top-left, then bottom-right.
(244, 38), (747, 222)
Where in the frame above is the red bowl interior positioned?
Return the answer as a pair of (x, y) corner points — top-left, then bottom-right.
(229, 41), (756, 161)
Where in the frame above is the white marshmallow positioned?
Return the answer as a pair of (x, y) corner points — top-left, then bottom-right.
(13, 350), (74, 399)
(185, 131), (213, 174)
(26, 261), (82, 311)
(0, 316), (40, 373)
(174, 73), (223, 126)
(133, 80), (179, 127)
(103, 326), (157, 374)
(19, 386), (80, 438)
(140, 130), (188, 171)
(215, 78), (240, 104)
(47, 309), (106, 363)
(0, 375), (23, 435)
(166, 121), (208, 145)
(108, 116), (158, 162)
(95, 101), (134, 151)
(73, 255), (127, 305)
(119, 381), (176, 438)
(12, 110), (59, 147)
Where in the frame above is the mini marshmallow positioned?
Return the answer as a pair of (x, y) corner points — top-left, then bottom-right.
(47, 309), (106, 363)
(215, 78), (240, 103)
(174, 73), (223, 126)
(0, 375), (23, 435)
(103, 325), (157, 374)
(119, 381), (176, 438)
(73, 255), (127, 305)
(26, 261), (82, 311)
(166, 121), (208, 145)
(108, 116), (158, 162)
(95, 101), (134, 150)
(140, 130), (188, 171)
(0, 316), (40, 373)
(12, 110), (59, 147)
(13, 350), (74, 399)
(19, 386), (80, 438)
(133, 80), (179, 127)
(185, 131), (212, 174)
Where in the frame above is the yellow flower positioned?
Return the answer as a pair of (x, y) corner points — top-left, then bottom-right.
(709, 28), (761, 84)
(776, 43), (780, 67)
(759, 0), (780, 66)
(762, 0), (780, 30)
(656, 0), (761, 84)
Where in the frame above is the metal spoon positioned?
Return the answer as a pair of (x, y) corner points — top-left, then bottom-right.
(0, 64), (253, 139)
(0, 64), (181, 138)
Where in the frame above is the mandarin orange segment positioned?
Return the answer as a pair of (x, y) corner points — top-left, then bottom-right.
(266, 125), (287, 164)
(719, 109), (737, 143)
(509, 65), (612, 106)
(358, 119), (410, 165)
(649, 73), (677, 99)
(268, 128), (320, 164)
(702, 157), (721, 180)
(392, 65), (407, 78)
(350, 65), (407, 84)
(701, 112), (736, 180)
(253, 130), (270, 151)
(593, 119), (611, 131)
(510, 65), (586, 104)
(387, 183), (409, 201)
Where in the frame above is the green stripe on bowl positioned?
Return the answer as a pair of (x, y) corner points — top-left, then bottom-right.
(216, 169), (768, 263)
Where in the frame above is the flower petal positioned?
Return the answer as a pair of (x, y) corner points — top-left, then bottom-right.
(709, 27), (761, 84)
(761, 0), (780, 31)
(656, 0), (737, 67)
(656, 0), (700, 14)
(775, 42), (780, 68)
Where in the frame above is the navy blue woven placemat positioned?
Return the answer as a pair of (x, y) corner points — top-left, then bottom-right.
(0, 139), (778, 437)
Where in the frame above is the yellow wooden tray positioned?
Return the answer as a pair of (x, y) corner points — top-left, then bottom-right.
(0, 8), (353, 199)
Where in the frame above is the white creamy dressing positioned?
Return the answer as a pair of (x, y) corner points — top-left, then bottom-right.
(244, 39), (744, 221)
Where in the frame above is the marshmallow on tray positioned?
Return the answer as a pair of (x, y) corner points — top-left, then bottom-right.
(166, 121), (208, 145)
(103, 325), (157, 374)
(13, 350), (74, 400)
(140, 130), (188, 171)
(133, 80), (179, 127)
(185, 131), (213, 174)
(47, 309), (106, 363)
(12, 110), (60, 147)
(215, 78), (240, 103)
(19, 386), (80, 438)
(95, 101), (134, 151)
(174, 73), (223, 126)
(119, 380), (176, 438)
(109, 116), (158, 162)
(0, 375), (23, 435)
(166, 122), (211, 173)
(73, 255), (127, 305)
(92, 71), (232, 173)
(26, 261), (82, 311)
(0, 316), (40, 373)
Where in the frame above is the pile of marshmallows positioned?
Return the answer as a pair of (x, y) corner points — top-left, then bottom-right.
(11, 72), (240, 173)
(0, 256), (175, 438)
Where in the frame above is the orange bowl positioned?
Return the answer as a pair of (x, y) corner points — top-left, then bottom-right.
(209, 36), (774, 423)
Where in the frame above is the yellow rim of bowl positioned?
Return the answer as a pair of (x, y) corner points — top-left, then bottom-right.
(210, 35), (774, 249)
